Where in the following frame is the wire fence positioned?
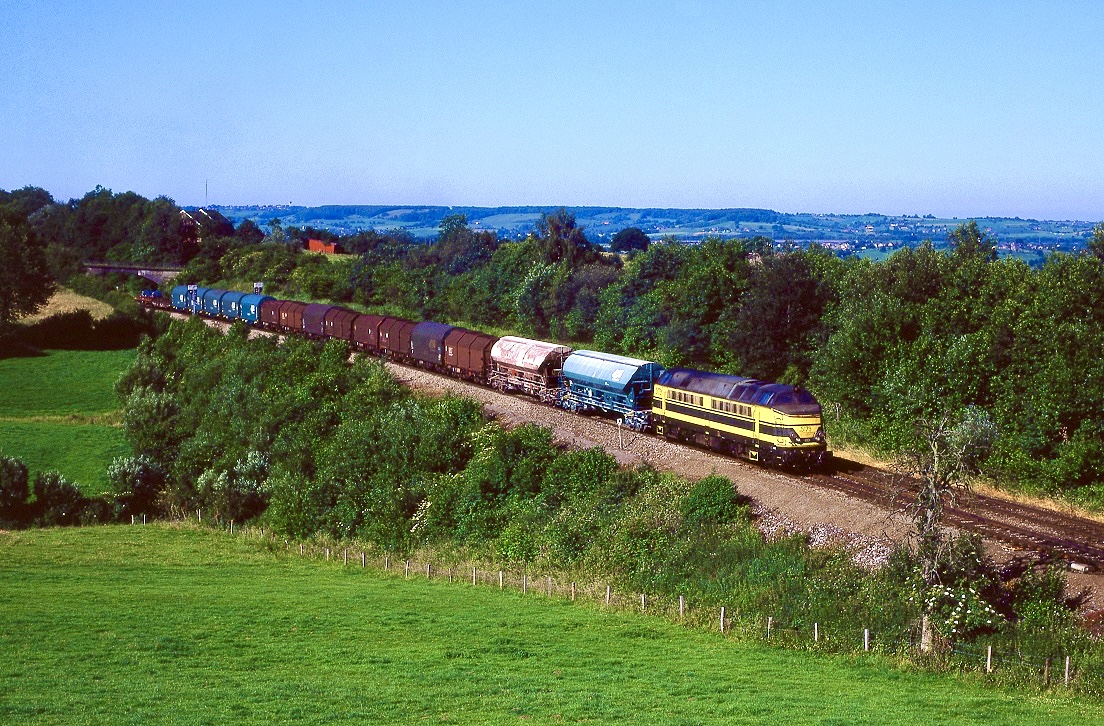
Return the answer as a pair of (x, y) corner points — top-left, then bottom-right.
(149, 514), (1096, 692)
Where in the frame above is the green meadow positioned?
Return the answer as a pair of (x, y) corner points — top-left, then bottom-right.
(0, 348), (134, 493)
(0, 525), (1099, 724)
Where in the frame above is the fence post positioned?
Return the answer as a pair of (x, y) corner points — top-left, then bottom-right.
(499, 571), (503, 590)
(405, 560), (410, 578)
(571, 582), (576, 601)
(547, 577), (552, 596)
(198, 508), (201, 523)
(767, 616), (772, 639)
(325, 548), (330, 561)
(449, 568), (453, 583)
(986, 645), (993, 673)
(131, 515), (134, 525)
(427, 563), (431, 579)
(606, 585), (611, 605)
(641, 594), (646, 612)
(361, 552), (366, 568)
(300, 543), (304, 556)
(344, 549), (348, 566)
(679, 595), (685, 619)
(473, 566), (477, 586)
(143, 514), (147, 525)
(720, 607), (726, 634)
(230, 519), (234, 534)
(864, 628), (869, 652)
(814, 623), (819, 642)
(385, 554), (389, 571)
(522, 574), (527, 594)
(1065, 656), (1070, 686)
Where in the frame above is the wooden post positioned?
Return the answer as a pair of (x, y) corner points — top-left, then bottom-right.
(473, 567), (478, 586)
(143, 514), (147, 525)
(767, 616), (772, 639)
(499, 571), (503, 589)
(230, 519), (234, 534)
(449, 568), (453, 583)
(864, 628), (870, 652)
(522, 574), (527, 594)
(641, 594), (645, 612)
(571, 582), (576, 601)
(131, 515), (135, 525)
(325, 548), (330, 561)
(1065, 656), (1070, 685)
(427, 563), (431, 579)
(385, 554), (389, 571)
(361, 552), (366, 568)
(405, 560), (410, 578)
(344, 549), (348, 565)
(814, 623), (819, 642)
(606, 585), (611, 605)
(679, 595), (685, 618)
(986, 645), (993, 673)
(720, 607), (726, 634)
(198, 508), (201, 523)
(300, 543), (304, 556)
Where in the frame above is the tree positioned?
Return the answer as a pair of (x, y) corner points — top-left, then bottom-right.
(0, 220), (55, 329)
(609, 227), (650, 253)
(947, 221), (996, 263)
(900, 406), (996, 650)
(1088, 222), (1104, 260)
(235, 218), (265, 245)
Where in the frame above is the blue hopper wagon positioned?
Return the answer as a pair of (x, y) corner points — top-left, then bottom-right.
(559, 350), (665, 430)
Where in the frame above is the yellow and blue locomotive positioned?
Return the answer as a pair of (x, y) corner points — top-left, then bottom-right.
(652, 367), (829, 468)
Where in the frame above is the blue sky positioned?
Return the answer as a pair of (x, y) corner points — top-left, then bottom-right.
(2, 1), (1102, 219)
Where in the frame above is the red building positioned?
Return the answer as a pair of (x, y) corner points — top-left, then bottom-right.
(307, 238), (344, 254)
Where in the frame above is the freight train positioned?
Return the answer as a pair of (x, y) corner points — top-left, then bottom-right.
(142, 287), (830, 468)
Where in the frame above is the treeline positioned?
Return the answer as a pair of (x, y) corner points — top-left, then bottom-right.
(7, 184), (1104, 501)
(108, 320), (1080, 651)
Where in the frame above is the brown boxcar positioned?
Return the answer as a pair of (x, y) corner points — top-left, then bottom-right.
(444, 328), (497, 381)
(378, 317), (410, 353)
(259, 298), (283, 328)
(352, 314), (386, 351)
(279, 300), (308, 332)
(393, 320), (417, 359)
(302, 303), (335, 338)
(325, 308), (358, 341)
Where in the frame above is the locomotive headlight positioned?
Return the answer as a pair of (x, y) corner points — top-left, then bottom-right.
(814, 427), (825, 442)
(788, 429), (801, 443)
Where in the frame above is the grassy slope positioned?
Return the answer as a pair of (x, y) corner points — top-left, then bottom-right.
(0, 349), (134, 493)
(0, 525), (1098, 725)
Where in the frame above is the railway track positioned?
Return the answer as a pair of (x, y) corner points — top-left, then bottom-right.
(164, 308), (1104, 571)
(806, 463), (1104, 571)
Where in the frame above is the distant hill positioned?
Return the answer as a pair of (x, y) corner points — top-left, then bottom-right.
(209, 204), (1096, 256)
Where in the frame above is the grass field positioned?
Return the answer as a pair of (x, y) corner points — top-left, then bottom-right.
(19, 287), (115, 324)
(0, 348), (134, 493)
(0, 525), (1099, 724)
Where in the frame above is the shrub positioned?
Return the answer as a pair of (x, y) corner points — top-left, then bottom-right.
(32, 471), (85, 527)
(108, 455), (167, 518)
(0, 455), (31, 525)
(681, 474), (751, 526)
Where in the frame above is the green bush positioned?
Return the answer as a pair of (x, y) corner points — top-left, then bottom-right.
(0, 455), (30, 525)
